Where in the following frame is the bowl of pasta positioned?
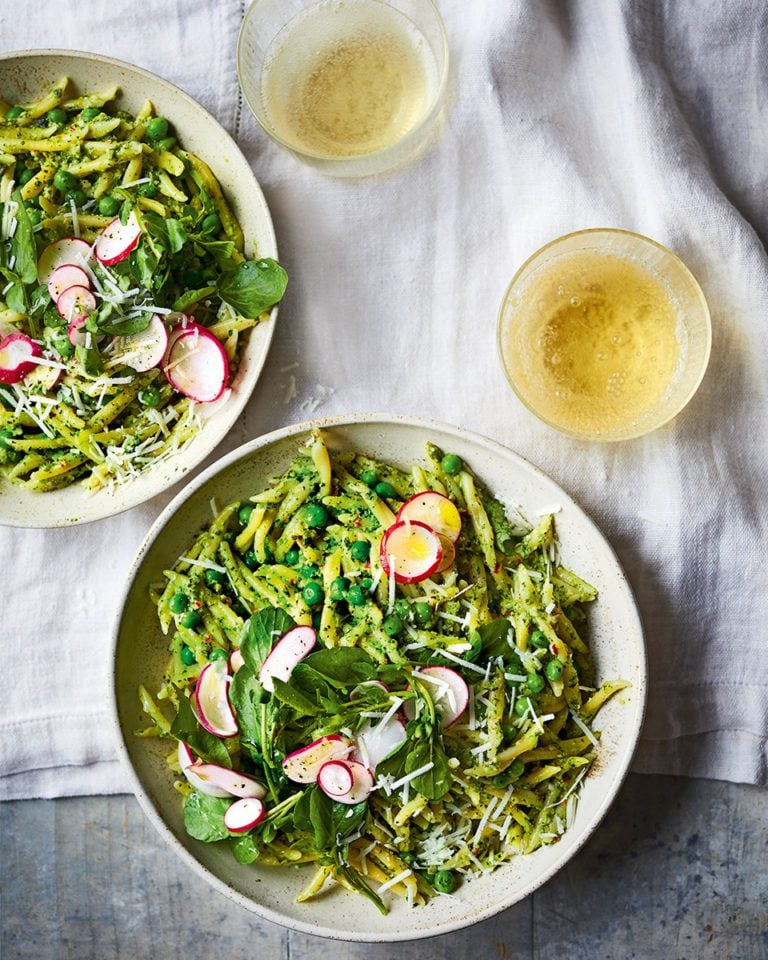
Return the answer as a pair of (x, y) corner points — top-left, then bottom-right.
(0, 50), (285, 527)
(112, 414), (646, 941)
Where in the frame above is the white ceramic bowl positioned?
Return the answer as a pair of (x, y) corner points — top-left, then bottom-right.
(0, 50), (278, 527)
(112, 414), (647, 942)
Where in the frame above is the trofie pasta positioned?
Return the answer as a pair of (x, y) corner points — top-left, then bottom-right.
(137, 430), (628, 912)
(0, 78), (286, 491)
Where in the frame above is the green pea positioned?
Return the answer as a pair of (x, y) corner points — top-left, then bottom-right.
(154, 135), (177, 152)
(25, 207), (44, 225)
(346, 584), (366, 607)
(374, 481), (398, 500)
(138, 387), (161, 407)
(359, 468), (378, 487)
(65, 188), (87, 207)
(514, 696), (535, 717)
(199, 212), (220, 236)
(243, 550), (259, 570)
(5, 106), (23, 121)
(546, 659), (564, 681)
(137, 181), (157, 198)
(209, 648), (228, 662)
(47, 107), (68, 125)
(238, 504), (254, 527)
(284, 547), (300, 566)
(350, 539), (370, 562)
(329, 577), (349, 602)
(526, 673), (545, 694)
(360, 577), (373, 592)
(393, 599), (410, 618)
(303, 502), (328, 529)
(98, 195), (120, 217)
(181, 609), (203, 630)
(23, 195), (40, 209)
(180, 644), (196, 666)
(382, 614), (402, 637)
(431, 870), (456, 894)
(17, 167), (34, 186)
(169, 591), (189, 614)
(413, 601), (432, 627)
(183, 267), (204, 288)
(300, 564), (320, 580)
(81, 107), (101, 121)
(53, 169), (77, 193)
(204, 568), (227, 588)
(441, 453), (462, 475)
(491, 759), (525, 786)
(0, 428), (15, 449)
(146, 116), (169, 141)
(301, 581), (324, 607)
(530, 630), (549, 649)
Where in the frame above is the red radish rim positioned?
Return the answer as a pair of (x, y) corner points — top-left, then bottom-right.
(111, 314), (168, 373)
(258, 625), (317, 693)
(0, 333), (42, 383)
(37, 237), (92, 285)
(194, 661), (238, 738)
(224, 797), (266, 833)
(380, 519), (443, 584)
(416, 666), (469, 727)
(317, 760), (354, 798)
(48, 263), (90, 303)
(281, 734), (352, 783)
(334, 759), (374, 805)
(56, 284), (96, 322)
(164, 326), (229, 403)
(95, 212), (142, 267)
(396, 491), (463, 543)
(189, 762), (266, 799)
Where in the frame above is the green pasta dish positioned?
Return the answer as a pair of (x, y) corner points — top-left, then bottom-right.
(138, 431), (628, 913)
(0, 77), (287, 492)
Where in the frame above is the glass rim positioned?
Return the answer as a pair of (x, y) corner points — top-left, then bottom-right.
(496, 227), (713, 442)
(236, 0), (450, 166)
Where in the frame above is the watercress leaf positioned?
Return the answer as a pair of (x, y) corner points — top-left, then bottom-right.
(293, 787), (314, 834)
(407, 738), (452, 801)
(166, 218), (186, 254)
(217, 258), (288, 319)
(183, 792), (230, 842)
(290, 663), (339, 704)
(172, 286), (216, 313)
(230, 832), (260, 863)
(196, 239), (235, 270)
(5, 278), (26, 314)
(10, 190), (37, 285)
(473, 618), (514, 660)
(302, 648), (376, 686)
(240, 607), (296, 674)
(374, 741), (409, 783)
(131, 242), (159, 291)
(309, 786), (335, 852)
(271, 676), (322, 716)
(170, 693), (232, 768)
(229, 664), (267, 747)
(75, 343), (103, 376)
(28, 284), (50, 320)
(98, 313), (153, 336)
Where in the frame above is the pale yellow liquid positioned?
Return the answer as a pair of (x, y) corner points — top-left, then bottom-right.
(261, 1), (436, 158)
(501, 252), (685, 438)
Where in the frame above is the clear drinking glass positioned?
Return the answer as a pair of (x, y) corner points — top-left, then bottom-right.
(236, 0), (449, 177)
(497, 229), (712, 441)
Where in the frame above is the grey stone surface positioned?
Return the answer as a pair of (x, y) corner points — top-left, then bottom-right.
(1, 775), (766, 959)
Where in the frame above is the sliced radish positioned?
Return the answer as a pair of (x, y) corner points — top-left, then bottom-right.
(282, 734), (352, 784)
(350, 679), (389, 701)
(258, 625), (316, 693)
(47, 264), (90, 303)
(230, 649), (245, 673)
(317, 760), (354, 799)
(0, 333), (42, 384)
(164, 326), (229, 403)
(380, 519), (442, 584)
(57, 285), (96, 322)
(335, 760), (374, 805)
(224, 797), (266, 833)
(194, 660), (238, 738)
(67, 317), (89, 348)
(397, 491), (462, 543)
(177, 742), (230, 798)
(95, 211), (141, 266)
(23, 361), (62, 392)
(188, 762), (266, 799)
(111, 313), (168, 372)
(413, 666), (469, 727)
(435, 534), (456, 573)
(353, 715), (407, 770)
(37, 237), (92, 286)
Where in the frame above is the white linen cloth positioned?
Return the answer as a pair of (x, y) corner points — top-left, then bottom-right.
(0, 0), (766, 799)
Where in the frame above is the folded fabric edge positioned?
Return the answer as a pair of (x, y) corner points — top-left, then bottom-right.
(633, 729), (768, 786)
(0, 760), (130, 801)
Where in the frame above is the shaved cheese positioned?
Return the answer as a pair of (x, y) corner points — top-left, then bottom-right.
(570, 711), (599, 748)
(471, 795), (498, 847)
(386, 555), (396, 614)
(377, 868), (412, 894)
(178, 556), (227, 573)
(436, 648), (486, 675)
(386, 761), (434, 794)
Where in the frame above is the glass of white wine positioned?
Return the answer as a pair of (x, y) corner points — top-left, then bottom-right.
(497, 229), (712, 442)
(237, 0), (449, 176)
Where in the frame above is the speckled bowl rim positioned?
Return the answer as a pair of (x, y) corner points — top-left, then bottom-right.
(0, 49), (278, 527)
(110, 413), (647, 941)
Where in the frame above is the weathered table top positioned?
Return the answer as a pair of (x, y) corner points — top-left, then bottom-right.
(1, 773), (766, 959)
